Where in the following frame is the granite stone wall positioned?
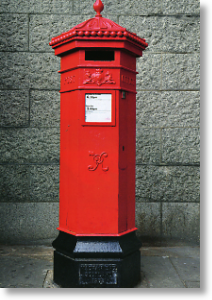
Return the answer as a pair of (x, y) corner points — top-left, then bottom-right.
(0, 0), (200, 243)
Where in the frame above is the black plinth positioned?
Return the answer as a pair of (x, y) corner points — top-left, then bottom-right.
(52, 231), (142, 288)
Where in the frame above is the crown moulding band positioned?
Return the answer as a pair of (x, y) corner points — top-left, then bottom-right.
(49, 30), (147, 47)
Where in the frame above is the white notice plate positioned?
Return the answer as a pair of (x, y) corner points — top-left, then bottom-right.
(85, 94), (112, 122)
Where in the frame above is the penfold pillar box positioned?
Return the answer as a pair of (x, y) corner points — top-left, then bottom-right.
(49, 0), (148, 288)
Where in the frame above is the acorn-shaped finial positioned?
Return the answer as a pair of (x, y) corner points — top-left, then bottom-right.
(93, 0), (104, 17)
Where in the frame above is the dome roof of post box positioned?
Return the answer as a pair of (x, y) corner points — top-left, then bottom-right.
(49, 0), (148, 54)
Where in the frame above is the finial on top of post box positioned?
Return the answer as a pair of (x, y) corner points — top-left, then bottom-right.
(93, 0), (104, 17)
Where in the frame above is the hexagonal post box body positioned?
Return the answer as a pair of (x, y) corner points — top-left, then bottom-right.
(50, 0), (148, 288)
(59, 50), (138, 236)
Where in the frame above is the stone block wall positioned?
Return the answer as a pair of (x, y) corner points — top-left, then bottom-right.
(0, 0), (200, 243)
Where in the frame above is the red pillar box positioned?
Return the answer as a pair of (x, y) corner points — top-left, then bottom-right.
(50, 0), (148, 288)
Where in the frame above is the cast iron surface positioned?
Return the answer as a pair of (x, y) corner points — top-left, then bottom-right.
(52, 230), (142, 258)
(52, 231), (141, 288)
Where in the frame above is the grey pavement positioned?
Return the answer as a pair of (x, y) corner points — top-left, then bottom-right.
(0, 243), (200, 288)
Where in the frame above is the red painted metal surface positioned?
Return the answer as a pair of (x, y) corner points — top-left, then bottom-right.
(50, 0), (148, 236)
(93, 0), (104, 16)
(49, 0), (147, 57)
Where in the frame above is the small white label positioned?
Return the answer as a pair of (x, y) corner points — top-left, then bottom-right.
(85, 94), (112, 122)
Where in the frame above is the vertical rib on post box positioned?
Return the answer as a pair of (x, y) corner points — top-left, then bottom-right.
(50, 0), (148, 288)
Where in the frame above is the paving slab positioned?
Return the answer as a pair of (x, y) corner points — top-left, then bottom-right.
(170, 257), (200, 284)
(137, 256), (185, 288)
(140, 246), (200, 258)
(43, 270), (59, 288)
(0, 245), (53, 260)
(185, 281), (200, 288)
(0, 256), (53, 288)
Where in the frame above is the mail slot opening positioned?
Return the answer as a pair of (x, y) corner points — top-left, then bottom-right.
(85, 50), (114, 61)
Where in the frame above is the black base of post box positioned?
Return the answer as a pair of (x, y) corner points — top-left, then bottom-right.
(52, 231), (142, 288)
